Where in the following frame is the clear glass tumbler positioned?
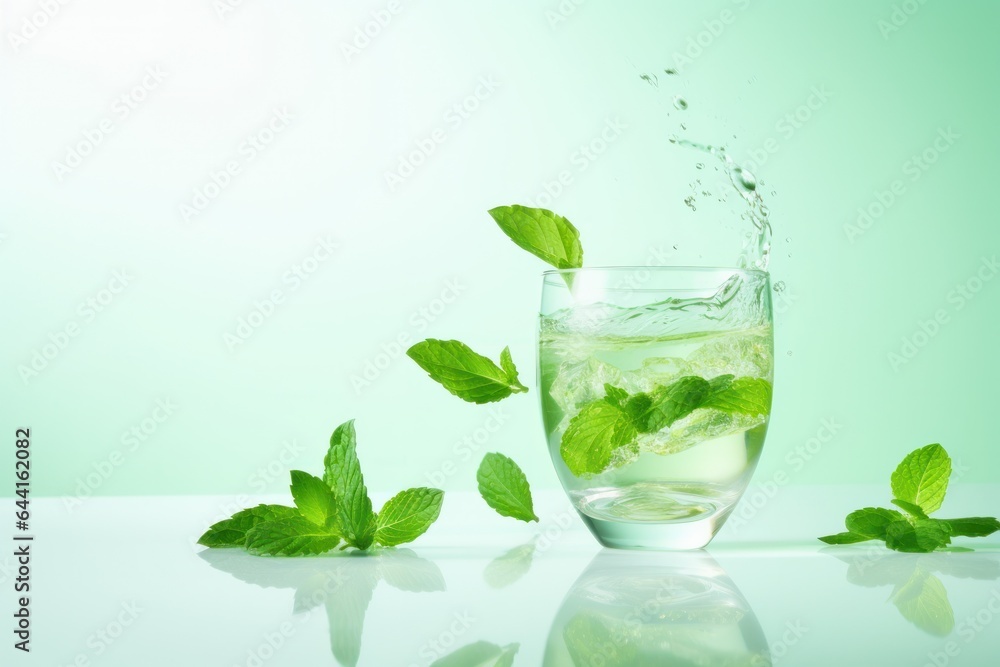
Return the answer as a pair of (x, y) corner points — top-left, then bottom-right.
(538, 267), (773, 549)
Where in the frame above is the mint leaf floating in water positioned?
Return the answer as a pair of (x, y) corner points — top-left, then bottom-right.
(324, 419), (377, 550)
(488, 205), (583, 270)
(407, 339), (528, 404)
(374, 488), (444, 547)
(477, 452), (539, 522)
(819, 444), (999, 552)
(560, 400), (638, 477)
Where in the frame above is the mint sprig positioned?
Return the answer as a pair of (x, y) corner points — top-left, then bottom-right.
(197, 420), (445, 556)
(560, 374), (772, 477)
(819, 444), (999, 552)
(407, 339), (528, 404)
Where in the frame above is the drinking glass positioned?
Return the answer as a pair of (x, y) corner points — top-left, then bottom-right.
(538, 267), (773, 549)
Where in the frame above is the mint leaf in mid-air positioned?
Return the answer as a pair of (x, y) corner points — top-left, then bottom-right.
(324, 420), (377, 550)
(197, 504), (300, 548)
(407, 339), (528, 404)
(819, 444), (998, 553)
(244, 516), (342, 556)
(375, 488), (444, 547)
(477, 452), (539, 522)
(488, 205), (583, 270)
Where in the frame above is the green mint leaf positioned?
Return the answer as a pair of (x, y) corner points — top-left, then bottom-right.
(891, 498), (929, 519)
(323, 420), (376, 550)
(890, 444), (951, 515)
(488, 204), (583, 270)
(845, 507), (906, 540)
(197, 504), (300, 548)
(700, 376), (773, 417)
(407, 339), (528, 404)
(944, 517), (1000, 538)
(244, 516), (341, 556)
(483, 541), (536, 589)
(639, 376), (712, 432)
(374, 487), (444, 547)
(885, 518), (952, 553)
(818, 531), (872, 545)
(477, 452), (539, 522)
(289, 470), (340, 532)
(560, 400), (638, 476)
(603, 383), (629, 407)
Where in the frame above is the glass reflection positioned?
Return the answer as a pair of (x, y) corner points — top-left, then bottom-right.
(543, 550), (770, 666)
(828, 549), (1000, 636)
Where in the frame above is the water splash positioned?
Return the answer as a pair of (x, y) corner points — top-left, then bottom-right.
(673, 96), (689, 110)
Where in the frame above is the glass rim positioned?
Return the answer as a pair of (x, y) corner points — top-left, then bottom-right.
(542, 265), (769, 278)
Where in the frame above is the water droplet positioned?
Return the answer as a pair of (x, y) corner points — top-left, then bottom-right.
(730, 165), (757, 193)
(640, 73), (658, 88)
(672, 244), (679, 250)
(683, 196), (697, 211)
(787, 350), (793, 356)
(665, 68), (678, 75)
(673, 96), (688, 110)
(785, 237), (791, 243)
(695, 163), (704, 170)
(680, 123), (687, 130)
(773, 281), (786, 292)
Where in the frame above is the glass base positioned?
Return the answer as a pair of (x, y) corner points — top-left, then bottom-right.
(578, 509), (730, 550)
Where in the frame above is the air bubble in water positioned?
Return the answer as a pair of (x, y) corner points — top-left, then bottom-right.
(673, 96), (688, 110)
(773, 281), (786, 292)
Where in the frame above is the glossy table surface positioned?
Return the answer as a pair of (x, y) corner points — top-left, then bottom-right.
(13, 487), (1000, 666)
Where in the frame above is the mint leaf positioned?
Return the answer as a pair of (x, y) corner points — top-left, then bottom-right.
(560, 400), (638, 476)
(638, 376), (712, 432)
(407, 339), (528, 404)
(375, 487), (444, 547)
(701, 376), (773, 417)
(323, 420), (376, 550)
(845, 507), (905, 540)
(198, 504), (300, 548)
(890, 444), (951, 515)
(488, 205), (583, 270)
(891, 570), (954, 637)
(244, 516), (341, 556)
(885, 519), (952, 553)
(603, 383), (629, 407)
(289, 470), (340, 532)
(944, 517), (1000, 538)
(891, 498), (928, 519)
(818, 532), (872, 545)
(477, 452), (539, 522)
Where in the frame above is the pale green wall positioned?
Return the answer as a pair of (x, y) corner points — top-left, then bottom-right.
(2, 0), (997, 498)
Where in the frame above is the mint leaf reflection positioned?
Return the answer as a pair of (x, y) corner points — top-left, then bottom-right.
(829, 550), (1000, 637)
(431, 640), (520, 667)
(483, 539), (537, 589)
(546, 550), (769, 666)
(200, 548), (444, 667)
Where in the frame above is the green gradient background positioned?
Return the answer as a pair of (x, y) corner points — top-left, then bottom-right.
(2, 0), (997, 499)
